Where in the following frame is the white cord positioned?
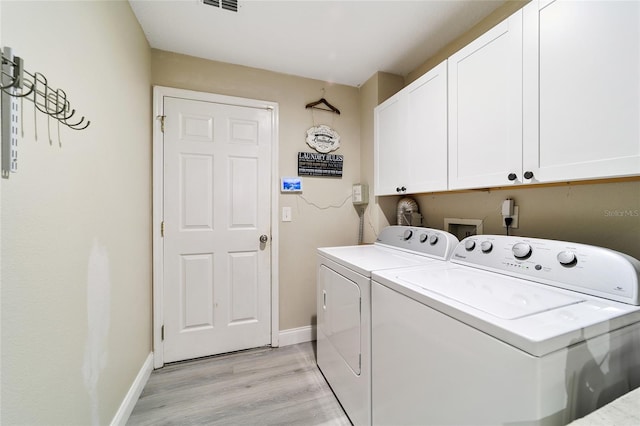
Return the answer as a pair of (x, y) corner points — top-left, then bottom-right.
(365, 205), (379, 240)
(297, 193), (352, 210)
(295, 193), (381, 243)
(358, 207), (365, 244)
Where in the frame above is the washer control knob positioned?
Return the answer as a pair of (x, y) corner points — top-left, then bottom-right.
(419, 233), (428, 243)
(557, 251), (577, 266)
(464, 240), (476, 251)
(512, 242), (532, 259)
(403, 229), (413, 240)
(480, 241), (493, 253)
(429, 234), (439, 245)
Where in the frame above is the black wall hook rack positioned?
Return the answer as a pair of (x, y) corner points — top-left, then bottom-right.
(1, 47), (90, 131)
(1, 46), (91, 178)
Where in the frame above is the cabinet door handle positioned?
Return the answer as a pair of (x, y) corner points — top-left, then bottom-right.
(523, 171), (534, 180)
(396, 186), (407, 193)
(507, 173), (518, 181)
(323, 290), (327, 310)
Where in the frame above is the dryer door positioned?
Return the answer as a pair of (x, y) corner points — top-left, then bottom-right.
(319, 265), (362, 375)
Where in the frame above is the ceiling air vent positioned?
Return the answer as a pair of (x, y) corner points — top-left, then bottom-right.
(203, 0), (238, 12)
(221, 0), (238, 12)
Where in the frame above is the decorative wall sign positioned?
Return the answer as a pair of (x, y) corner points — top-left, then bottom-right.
(305, 125), (341, 153)
(298, 152), (343, 177)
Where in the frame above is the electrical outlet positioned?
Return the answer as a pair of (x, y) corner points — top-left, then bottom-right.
(502, 206), (519, 229)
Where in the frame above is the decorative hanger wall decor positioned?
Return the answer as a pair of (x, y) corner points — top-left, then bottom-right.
(305, 97), (341, 115)
(1, 46), (91, 178)
(305, 89), (341, 154)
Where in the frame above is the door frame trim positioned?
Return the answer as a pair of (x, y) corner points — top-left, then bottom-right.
(151, 85), (280, 368)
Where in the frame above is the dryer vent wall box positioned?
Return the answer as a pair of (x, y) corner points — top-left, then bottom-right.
(352, 184), (369, 205)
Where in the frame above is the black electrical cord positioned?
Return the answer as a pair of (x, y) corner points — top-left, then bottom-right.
(505, 217), (513, 236)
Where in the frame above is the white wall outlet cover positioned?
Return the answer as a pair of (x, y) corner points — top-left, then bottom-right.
(502, 206), (519, 228)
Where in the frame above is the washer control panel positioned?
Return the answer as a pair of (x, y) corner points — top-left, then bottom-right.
(452, 235), (640, 305)
(376, 226), (459, 261)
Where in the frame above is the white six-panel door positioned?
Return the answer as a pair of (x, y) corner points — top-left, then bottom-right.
(162, 96), (272, 363)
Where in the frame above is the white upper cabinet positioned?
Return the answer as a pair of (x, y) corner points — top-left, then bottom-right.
(374, 60), (448, 196)
(523, 0), (640, 182)
(376, 1), (639, 195)
(406, 61), (449, 193)
(375, 92), (407, 196)
(448, 10), (523, 190)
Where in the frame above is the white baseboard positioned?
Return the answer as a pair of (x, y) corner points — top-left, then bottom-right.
(111, 352), (154, 426)
(110, 329), (313, 424)
(278, 325), (316, 347)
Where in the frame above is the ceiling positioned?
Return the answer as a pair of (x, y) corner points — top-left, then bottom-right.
(129, 0), (506, 87)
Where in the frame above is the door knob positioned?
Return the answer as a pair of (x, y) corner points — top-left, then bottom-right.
(260, 234), (269, 243)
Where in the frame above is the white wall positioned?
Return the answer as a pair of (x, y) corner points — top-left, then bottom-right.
(1, 1), (152, 424)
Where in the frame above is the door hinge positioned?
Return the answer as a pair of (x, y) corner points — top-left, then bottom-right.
(157, 115), (166, 133)
(161, 325), (165, 341)
(161, 221), (165, 237)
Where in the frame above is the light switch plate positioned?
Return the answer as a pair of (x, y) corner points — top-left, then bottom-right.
(282, 207), (292, 222)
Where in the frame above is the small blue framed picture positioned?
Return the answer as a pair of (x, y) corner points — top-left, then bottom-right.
(281, 177), (303, 193)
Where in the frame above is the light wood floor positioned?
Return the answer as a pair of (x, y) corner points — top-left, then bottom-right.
(127, 341), (351, 426)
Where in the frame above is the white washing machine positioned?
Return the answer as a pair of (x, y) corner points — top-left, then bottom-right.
(371, 235), (640, 426)
(317, 226), (459, 426)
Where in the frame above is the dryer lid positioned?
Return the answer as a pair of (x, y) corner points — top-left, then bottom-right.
(318, 244), (437, 277)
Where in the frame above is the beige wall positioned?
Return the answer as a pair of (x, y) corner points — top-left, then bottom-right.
(406, 0), (530, 85)
(152, 50), (362, 330)
(1, 1), (152, 424)
(359, 72), (404, 243)
(415, 182), (640, 259)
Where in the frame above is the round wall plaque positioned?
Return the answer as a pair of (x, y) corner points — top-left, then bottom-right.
(306, 125), (341, 153)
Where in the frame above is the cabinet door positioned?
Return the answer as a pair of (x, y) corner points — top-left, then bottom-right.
(523, 0), (640, 182)
(374, 93), (407, 196)
(448, 10), (523, 190)
(406, 60), (448, 193)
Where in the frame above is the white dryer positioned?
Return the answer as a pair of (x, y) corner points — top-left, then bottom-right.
(317, 226), (459, 426)
(372, 235), (640, 426)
